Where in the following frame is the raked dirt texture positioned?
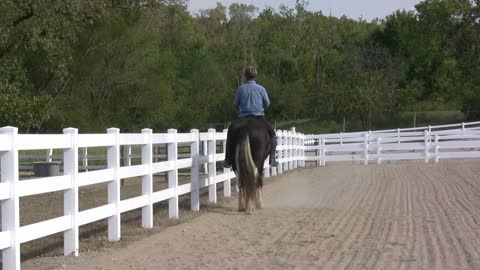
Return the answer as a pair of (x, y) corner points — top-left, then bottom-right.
(23, 160), (480, 270)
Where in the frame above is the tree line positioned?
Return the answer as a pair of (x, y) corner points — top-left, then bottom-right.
(1, 0), (479, 132)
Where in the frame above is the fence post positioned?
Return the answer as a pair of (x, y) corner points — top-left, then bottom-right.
(462, 122), (465, 139)
(45, 148), (53, 162)
(376, 137), (382, 165)
(316, 137), (321, 166)
(284, 130), (288, 171)
(141, 128), (154, 226)
(295, 130), (299, 169)
(435, 134), (440, 163)
(301, 134), (306, 167)
(126, 145), (132, 167)
(0, 127), (20, 270)
(107, 128), (121, 240)
(222, 129), (228, 160)
(168, 129), (179, 218)
(428, 126), (432, 144)
(277, 131), (283, 174)
(82, 148), (88, 172)
(397, 128), (400, 144)
(208, 129), (217, 203)
(364, 132), (369, 165)
(271, 130), (278, 176)
(321, 138), (326, 166)
(288, 130), (293, 171)
(63, 128), (79, 256)
(202, 140), (208, 174)
(291, 128), (297, 169)
(424, 130), (430, 163)
(190, 129), (200, 211)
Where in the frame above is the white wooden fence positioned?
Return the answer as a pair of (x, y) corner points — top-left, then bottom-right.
(0, 126), (305, 270)
(3, 120), (480, 270)
(304, 121), (480, 165)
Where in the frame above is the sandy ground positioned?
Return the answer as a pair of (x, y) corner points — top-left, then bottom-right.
(23, 160), (480, 270)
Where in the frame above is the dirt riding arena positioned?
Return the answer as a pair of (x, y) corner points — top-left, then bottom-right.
(23, 160), (480, 270)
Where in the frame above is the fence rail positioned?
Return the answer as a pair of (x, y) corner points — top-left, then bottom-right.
(0, 126), (305, 270)
(304, 121), (480, 166)
(2, 121), (480, 270)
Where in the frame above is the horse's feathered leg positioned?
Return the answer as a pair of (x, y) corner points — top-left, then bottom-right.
(255, 188), (263, 209)
(235, 143), (246, 212)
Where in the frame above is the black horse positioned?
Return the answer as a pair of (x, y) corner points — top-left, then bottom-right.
(229, 117), (272, 214)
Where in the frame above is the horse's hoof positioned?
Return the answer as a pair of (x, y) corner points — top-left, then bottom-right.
(246, 208), (254, 215)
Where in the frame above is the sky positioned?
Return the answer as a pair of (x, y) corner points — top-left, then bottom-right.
(187, 0), (423, 22)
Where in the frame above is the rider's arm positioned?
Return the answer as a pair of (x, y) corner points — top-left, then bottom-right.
(262, 88), (270, 109)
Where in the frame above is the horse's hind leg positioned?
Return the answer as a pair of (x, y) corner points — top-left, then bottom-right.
(238, 190), (246, 212)
(245, 197), (254, 214)
(255, 188), (263, 209)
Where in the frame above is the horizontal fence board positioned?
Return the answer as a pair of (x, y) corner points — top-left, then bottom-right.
(325, 155), (363, 161)
(152, 161), (175, 174)
(379, 143), (426, 151)
(176, 158), (193, 169)
(79, 204), (115, 226)
(118, 134), (149, 145)
(78, 169), (115, 187)
(199, 133), (215, 141)
(18, 175), (71, 197)
(77, 134), (115, 148)
(438, 141), (480, 149)
(436, 151), (480, 159)
(177, 183), (192, 196)
(327, 137), (365, 143)
(439, 134), (480, 140)
(215, 153), (225, 161)
(216, 172), (230, 183)
(376, 152), (425, 160)
(214, 133), (226, 140)
(19, 216), (71, 244)
(152, 188), (175, 203)
(325, 144), (364, 152)
(119, 195), (149, 213)
(118, 164), (148, 178)
(169, 133), (195, 143)
(151, 133), (176, 144)
(17, 135), (70, 150)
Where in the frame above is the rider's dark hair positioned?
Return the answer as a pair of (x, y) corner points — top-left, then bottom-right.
(244, 66), (257, 80)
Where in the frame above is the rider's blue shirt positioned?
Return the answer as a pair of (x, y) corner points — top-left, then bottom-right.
(234, 80), (270, 118)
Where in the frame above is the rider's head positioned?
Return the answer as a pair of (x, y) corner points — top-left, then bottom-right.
(244, 66), (257, 81)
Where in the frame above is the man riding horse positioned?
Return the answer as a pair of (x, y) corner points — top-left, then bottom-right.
(224, 66), (277, 169)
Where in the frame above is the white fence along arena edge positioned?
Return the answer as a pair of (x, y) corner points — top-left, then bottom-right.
(0, 127), (305, 270)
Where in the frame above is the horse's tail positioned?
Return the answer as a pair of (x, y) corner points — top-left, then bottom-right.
(235, 129), (258, 203)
